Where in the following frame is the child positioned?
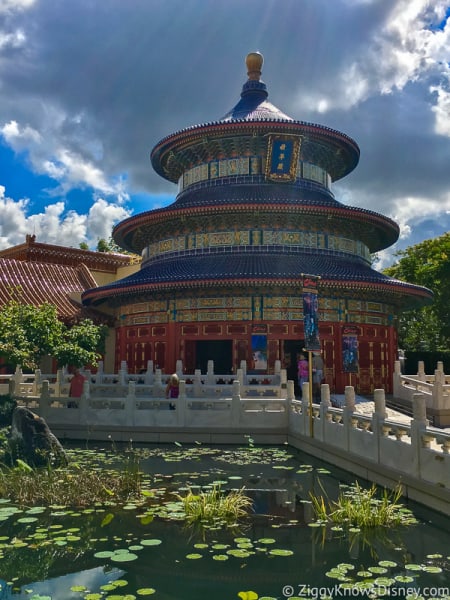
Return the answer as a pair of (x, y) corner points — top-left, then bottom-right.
(165, 373), (179, 409)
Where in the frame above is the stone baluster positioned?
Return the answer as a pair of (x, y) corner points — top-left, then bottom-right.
(55, 369), (63, 396)
(34, 369), (42, 395)
(410, 392), (429, 478)
(231, 380), (241, 426)
(417, 361), (426, 382)
(240, 360), (247, 377)
(96, 361), (104, 384)
(145, 360), (154, 384)
(153, 369), (163, 397)
(206, 360), (215, 384)
(280, 368), (287, 398)
(433, 368), (446, 410)
(193, 369), (202, 397)
(118, 368), (127, 386)
(39, 380), (51, 420)
(371, 389), (387, 463)
(176, 359), (183, 379)
(126, 381), (136, 426)
(393, 360), (402, 398)
(342, 386), (356, 450)
(177, 380), (186, 426)
(236, 368), (244, 388)
(318, 384), (332, 439)
(78, 379), (89, 424)
(301, 381), (311, 436)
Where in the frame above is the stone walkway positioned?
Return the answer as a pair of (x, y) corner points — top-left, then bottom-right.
(330, 394), (411, 425)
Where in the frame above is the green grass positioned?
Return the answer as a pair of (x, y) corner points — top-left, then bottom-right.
(177, 484), (253, 526)
(0, 461), (143, 506)
(310, 481), (417, 527)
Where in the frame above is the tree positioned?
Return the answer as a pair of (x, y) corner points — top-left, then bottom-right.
(0, 300), (108, 370)
(383, 232), (450, 351)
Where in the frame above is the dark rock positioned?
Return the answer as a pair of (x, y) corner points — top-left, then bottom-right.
(8, 406), (67, 468)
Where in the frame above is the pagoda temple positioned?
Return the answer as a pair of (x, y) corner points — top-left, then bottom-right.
(82, 52), (432, 394)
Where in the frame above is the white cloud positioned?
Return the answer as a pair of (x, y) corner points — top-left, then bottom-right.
(0, 186), (131, 250)
(0, 28), (25, 49)
(1, 117), (128, 199)
(0, 0), (35, 14)
(431, 81), (450, 136)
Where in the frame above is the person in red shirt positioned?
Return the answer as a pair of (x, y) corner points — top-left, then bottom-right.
(68, 368), (86, 407)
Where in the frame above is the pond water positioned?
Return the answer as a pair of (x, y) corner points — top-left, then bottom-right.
(0, 443), (449, 600)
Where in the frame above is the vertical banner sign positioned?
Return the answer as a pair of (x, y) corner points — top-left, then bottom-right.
(302, 276), (321, 352)
(342, 325), (359, 373)
(251, 334), (268, 371)
(265, 135), (301, 182)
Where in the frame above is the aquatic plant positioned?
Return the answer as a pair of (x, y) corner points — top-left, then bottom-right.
(0, 460), (144, 506)
(310, 481), (417, 527)
(176, 484), (253, 526)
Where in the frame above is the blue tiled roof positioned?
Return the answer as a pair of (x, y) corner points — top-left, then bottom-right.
(174, 181), (339, 208)
(83, 250), (431, 301)
(220, 79), (293, 121)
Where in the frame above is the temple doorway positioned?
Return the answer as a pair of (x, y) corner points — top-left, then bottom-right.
(283, 339), (305, 396)
(195, 340), (233, 374)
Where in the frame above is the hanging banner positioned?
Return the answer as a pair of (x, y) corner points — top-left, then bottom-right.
(251, 333), (268, 371)
(342, 325), (359, 373)
(302, 276), (321, 351)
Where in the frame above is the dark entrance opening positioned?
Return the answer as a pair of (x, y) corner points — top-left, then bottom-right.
(283, 339), (305, 396)
(195, 340), (233, 374)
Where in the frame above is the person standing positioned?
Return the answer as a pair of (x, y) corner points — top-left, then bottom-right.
(312, 352), (324, 402)
(68, 368), (86, 408)
(165, 373), (179, 409)
(297, 353), (309, 398)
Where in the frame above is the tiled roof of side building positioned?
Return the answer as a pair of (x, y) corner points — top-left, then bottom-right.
(0, 258), (98, 320)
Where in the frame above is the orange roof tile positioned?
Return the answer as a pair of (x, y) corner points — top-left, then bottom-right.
(0, 258), (98, 320)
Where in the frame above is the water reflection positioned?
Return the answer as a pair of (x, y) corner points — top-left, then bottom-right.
(0, 444), (449, 600)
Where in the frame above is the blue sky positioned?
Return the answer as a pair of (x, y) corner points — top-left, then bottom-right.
(0, 0), (449, 268)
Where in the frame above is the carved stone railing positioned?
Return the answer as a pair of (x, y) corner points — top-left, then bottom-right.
(392, 360), (450, 426)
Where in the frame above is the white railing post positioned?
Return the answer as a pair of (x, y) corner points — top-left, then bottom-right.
(153, 369), (163, 397)
(240, 360), (247, 377)
(280, 368), (287, 399)
(126, 381), (136, 426)
(231, 380), (241, 426)
(301, 381), (311, 435)
(78, 380), (89, 424)
(39, 380), (51, 420)
(146, 360), (154, 384)
(96, 361), (104, 384)
(176, 360), (183, 379)
(433, 369), (445, 410)
(193, 370), (202, 397)
(55, 369), (63, 396)
(319, 384), (332, 440)
(343, 386), (356, 450)
(411, 392), (428, 478)
(237, 368), (244, 388)
(417, 361), (426, 382)
(207, 360), (215, 384)
(177, 380), (186, 426)
(33, 369), (42, 395)
(393, 360), (402, 398)
(371, 389), (387, 464)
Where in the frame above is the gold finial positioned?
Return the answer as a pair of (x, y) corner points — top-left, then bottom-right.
(246, 52), (263, 81)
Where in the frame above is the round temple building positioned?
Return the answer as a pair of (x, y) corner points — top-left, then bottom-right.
(82, 52), (432, 394)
